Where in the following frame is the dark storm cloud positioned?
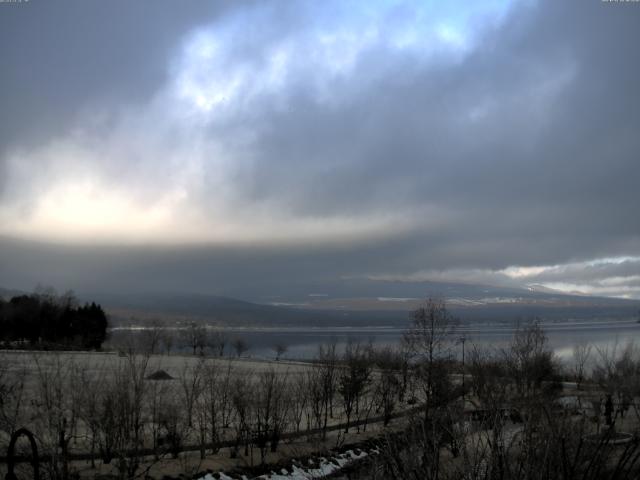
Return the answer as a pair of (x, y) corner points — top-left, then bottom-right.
(227, 0), (640, 269)
(0, 0), (237, 150)
(0, 235), (405, 299)
(1, 0), (639, 298)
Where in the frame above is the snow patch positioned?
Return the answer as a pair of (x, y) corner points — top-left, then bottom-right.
(198, 449), (370, 480)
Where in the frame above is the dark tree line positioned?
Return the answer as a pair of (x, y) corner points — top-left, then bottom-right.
(0, 291), (108, 349)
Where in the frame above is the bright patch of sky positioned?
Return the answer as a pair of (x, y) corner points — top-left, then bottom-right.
(0, 0), (516, 245)
(369, 256), (640, 299)
(173, 0), (515, 118)
(5, 0), (640, 301)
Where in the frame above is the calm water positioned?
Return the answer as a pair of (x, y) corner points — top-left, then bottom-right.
(111, 318), (640, 364)
(221, 319), (640, 361)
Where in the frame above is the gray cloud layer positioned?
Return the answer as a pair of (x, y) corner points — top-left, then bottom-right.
(1, 0), (639, 298)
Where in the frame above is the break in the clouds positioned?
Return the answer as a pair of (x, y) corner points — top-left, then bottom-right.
(1, 0), (639, 299)
(368, 257), (640, 299)
(1, 0), (509, 244)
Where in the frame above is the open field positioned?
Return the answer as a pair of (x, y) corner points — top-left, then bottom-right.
(0, 347), (417, 479)
(5, 316), (640, 479)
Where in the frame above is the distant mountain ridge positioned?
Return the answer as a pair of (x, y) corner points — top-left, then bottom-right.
(3, 283), (639, 328)
(89, 280), (640, 327)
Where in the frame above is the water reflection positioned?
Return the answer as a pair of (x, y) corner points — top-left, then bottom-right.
(109, 318), (640, 365)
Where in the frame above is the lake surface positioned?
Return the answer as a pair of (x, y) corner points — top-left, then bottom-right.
(221, 319), (640, 361)
(110, 318), (640, 365)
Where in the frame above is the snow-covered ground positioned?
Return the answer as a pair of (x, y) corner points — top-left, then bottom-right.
(198, 448), (376, 480)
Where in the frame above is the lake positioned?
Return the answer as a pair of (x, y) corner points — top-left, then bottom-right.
(109, 317), (640, 365)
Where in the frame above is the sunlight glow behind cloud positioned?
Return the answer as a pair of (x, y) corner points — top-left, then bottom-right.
(0, 0), (514, 244)
(2, 0), (640, 299)
(368, 256), (640, 299)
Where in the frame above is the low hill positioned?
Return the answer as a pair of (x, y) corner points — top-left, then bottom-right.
(88, 281), (640, 328)
(4, 283), (638, 328)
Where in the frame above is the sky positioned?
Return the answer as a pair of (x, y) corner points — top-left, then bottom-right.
(1, 0), (640, 300)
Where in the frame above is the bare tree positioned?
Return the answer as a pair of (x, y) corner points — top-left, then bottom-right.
(230, 372), (252, 458)
(103, 353), (151, 479)
(196, 359), (233, 457)
(506, 321), (558, 399)
(338, 341), (371, 433)
(289, 372), (309, 433)
(219, 361), (236, 430)
(377, 325), (640, 480)
(252, 368), (289, 463)
(31, 354), (82, 480)
(371, 347), (402, 426)
(210, 330), (227, 357)
(160, 328), (175, 355)
(573, 341), (592, 390)
(157, 390), (187, 459)
(468, 345), (510, 412)
(306, 367), (323, 433)
(273, 342), (288, 361)
(593, 341), (639, 424)
(78, 362), (108, 468)
(183, 322), (208, 356)
(232, 337), (249, 358)
(318, 340), (339, 419)
(467, 344), (511, 468)
(141, 319), (164, 354)
(306, 341), (339, 440)
(179, 358), (204, 428)
(0, 355), (28, 439)
(404, 298), (456, 355)
(403, 298), (456, 421)
(145, 368), (172, 460)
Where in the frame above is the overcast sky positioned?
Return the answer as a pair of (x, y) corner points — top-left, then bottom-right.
(1, 0), (639, 300)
